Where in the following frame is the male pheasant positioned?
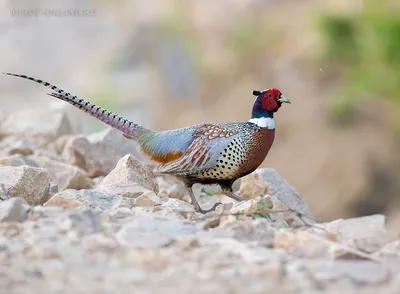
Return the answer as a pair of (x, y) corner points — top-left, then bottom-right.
(3, 73), (290, 213)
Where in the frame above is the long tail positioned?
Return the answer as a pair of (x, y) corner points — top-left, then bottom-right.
(3, 72), (148, 139)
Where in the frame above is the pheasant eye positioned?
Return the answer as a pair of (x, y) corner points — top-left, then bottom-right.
(267, 93), (272, 97)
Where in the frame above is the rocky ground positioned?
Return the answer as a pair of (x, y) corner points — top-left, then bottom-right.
(0, 108), (400, 294)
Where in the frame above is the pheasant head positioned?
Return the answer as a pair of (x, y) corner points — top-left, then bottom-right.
(251, 88), (290, 118)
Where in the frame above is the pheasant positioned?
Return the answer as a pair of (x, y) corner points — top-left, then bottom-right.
(3, 73), (290, 213)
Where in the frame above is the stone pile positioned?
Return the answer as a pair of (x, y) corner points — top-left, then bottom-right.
(0, 108), (399, 294)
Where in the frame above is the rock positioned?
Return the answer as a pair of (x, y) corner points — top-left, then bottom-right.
(57, 208), (106, 237)
(229, 195), (273, 215)
(0, 165), (51, 205)
(98, 154), (158, 192)
(157, 175), (186, 200)
(0, 108), (73, 137)
(63, 135), (99, 176)
(116, 217), (198, 248)
(219, 218), (277, 246)
(96, 154), (159, 199)
(63, 128), (147, 177)
(320, 214), (389, 253)
(44, 134), (71, 155)
(286, 259), (390, 286)
(97, 182), (153, 199)
(267, 194), (306, 227)
(373, 240), (400, 260)
(0, 135), (35, 156)
(0, 154), (38, 167)
(274, 218), (387, 260)
(0, 197), (28, 222)
(48, 182), (59, 198)
(159, 197), (196, 217)
(134, 191), (161, 207)
(274, 230), (338, 259)
(45, 189), (123, 210)
(237, 172), (268, 199)
(165, 184), (186, 200)
(44, 190), (83, 209)
(256, 168), (315, 225)
(33, 156), (93, 191)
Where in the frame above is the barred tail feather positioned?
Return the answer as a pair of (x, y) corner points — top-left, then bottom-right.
(3, 73), (148, 138)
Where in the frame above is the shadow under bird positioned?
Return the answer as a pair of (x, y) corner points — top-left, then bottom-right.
(3, 73), (291, 213)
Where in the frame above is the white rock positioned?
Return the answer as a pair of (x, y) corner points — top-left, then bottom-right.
(45, 189), (123, 210)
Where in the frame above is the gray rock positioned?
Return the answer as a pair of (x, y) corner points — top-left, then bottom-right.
(256, 168), (315, 225)
(0, 197), (28, 222)
(0, 165), (51, 205)
(45, 189), (123, 210)
(63, 135), (100, 177)
(33, 156), (93, 191)
(63, 128), (148, 177)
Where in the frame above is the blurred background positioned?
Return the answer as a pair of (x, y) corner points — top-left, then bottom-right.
(0, 0), (399, 233)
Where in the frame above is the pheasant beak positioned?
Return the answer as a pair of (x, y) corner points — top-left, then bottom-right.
(278, 95), (291, 104)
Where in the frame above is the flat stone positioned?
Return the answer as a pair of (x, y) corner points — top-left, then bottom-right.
(0, 165), (51, 205)
(45, 189), (123, 210)
(134, 191), (161, 207)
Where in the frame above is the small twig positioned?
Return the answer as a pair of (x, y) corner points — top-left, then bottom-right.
(195, 207), (315, 227)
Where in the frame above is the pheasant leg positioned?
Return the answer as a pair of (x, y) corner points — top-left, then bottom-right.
(188, 187), (222, 214)
(225, 191), (244, 202)
(218, 188), (244, 202)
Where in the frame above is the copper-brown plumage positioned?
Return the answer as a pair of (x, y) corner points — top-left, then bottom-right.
(3, 72), (291, 213)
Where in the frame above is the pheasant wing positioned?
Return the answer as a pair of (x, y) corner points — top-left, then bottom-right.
(154, 123), (240, 175)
